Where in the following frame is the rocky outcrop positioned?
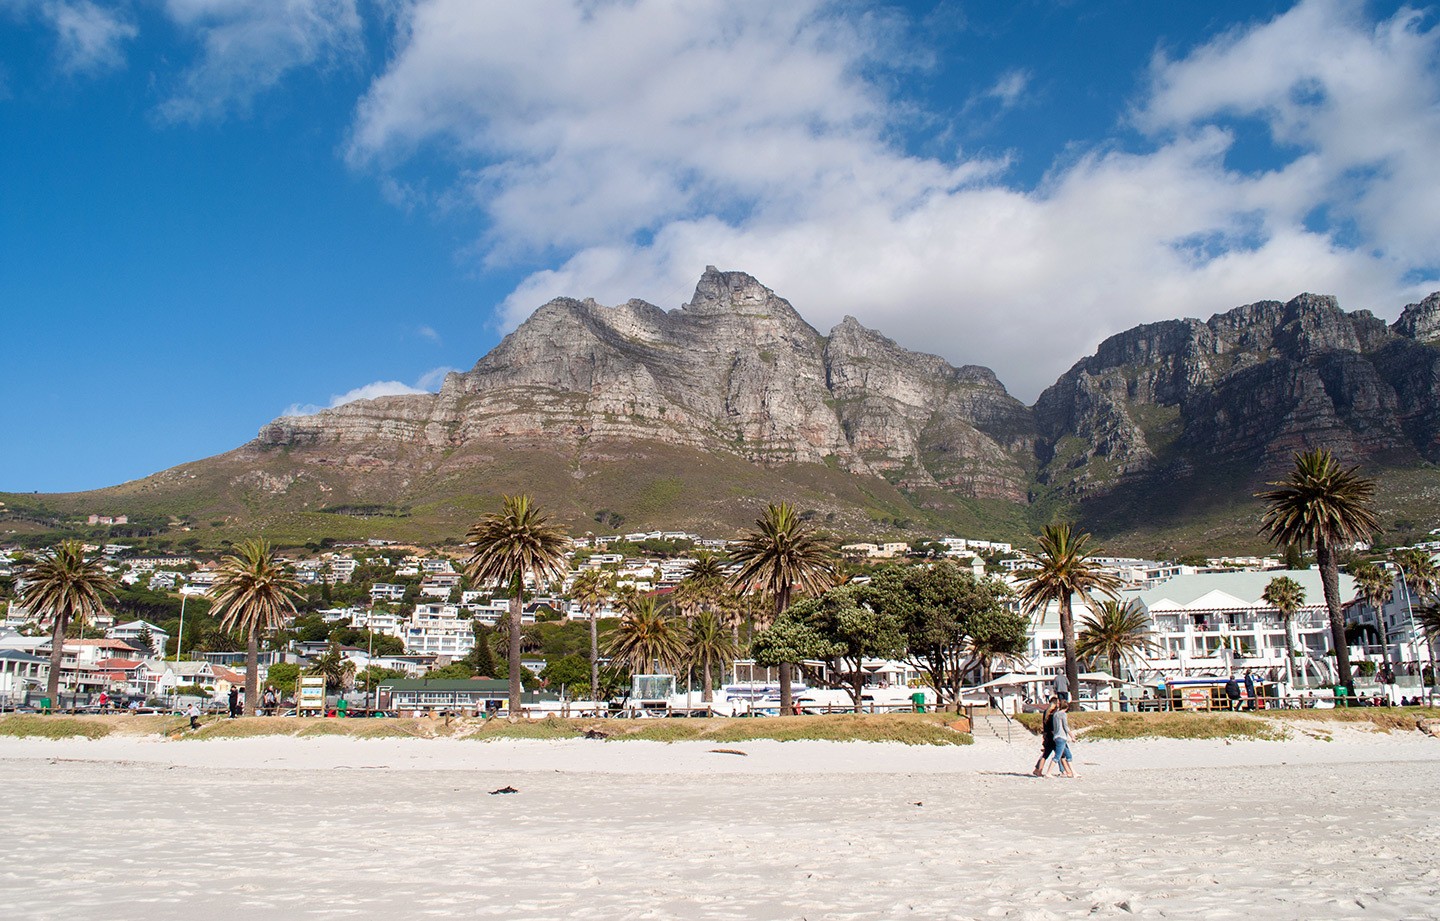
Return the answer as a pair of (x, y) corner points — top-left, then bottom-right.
(257, 268), (1034, 502)
(1035, 291), (1440, 499)
(1395, 293), (1440, 344)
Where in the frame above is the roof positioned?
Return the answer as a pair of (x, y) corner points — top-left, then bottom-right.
(66, 638), (141, 650)
(381, 679), (512, 692)
(93, 658), (144, 670)
(211, 666), (245, 683)
(1139, 569), (1357, 611)
(0, 649), (46, 663)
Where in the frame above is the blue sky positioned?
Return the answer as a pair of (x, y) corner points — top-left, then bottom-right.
(2, 0), (1437, 493)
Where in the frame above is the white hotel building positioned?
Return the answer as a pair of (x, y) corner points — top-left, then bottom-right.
(1020, 569), (1362, 683)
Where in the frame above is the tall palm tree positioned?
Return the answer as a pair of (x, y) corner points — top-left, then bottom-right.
(1352, 562), (1394, 666)
(1258, 449), (1380, 693)
(604, 594), (688, 677)
(569, 569), (612, 697)
(1015, 523), (1121, 711)
(728, 502), (835, 715)
(1261, 575), (1306, 689)
(1394, 548), (1440, 672)
(210, 539), (303, 715)
(1076, 599), (1157, 682)
(464, 495), (571, 715)
(686, 609), (739, 702)
(17, 540), (117, 701)
(686, 552), (727, 586)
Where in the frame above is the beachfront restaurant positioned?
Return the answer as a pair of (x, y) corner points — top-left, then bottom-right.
(377, 678), (557, 717)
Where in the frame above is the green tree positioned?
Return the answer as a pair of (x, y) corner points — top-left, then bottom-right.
(1015, 523), (1122, 711)
(1258, 449), (1380, 693)
(961, 606), (1029, 686)
(17, 540), (118, 700)
(860, 562), (1015, 706)
(569, 569), (612, 698)
(209, 539), (304, 714)
(266, 661), (300, 696)
(1076, 600), (1157, 682)
(425, 662), (476, 680)
(1262, 575), (1306, 688)
(355, 665), (405, 695)
(463, 495), (570, 714)
(754, 584), (903, 711)
(135, 622), (156, 658)
(1394, 549), (1440, 669)
(729, 502), (836, 715)
(685, 609), (739, 702)
(539, 654), (591, 694)
(604, 595), (687, 677)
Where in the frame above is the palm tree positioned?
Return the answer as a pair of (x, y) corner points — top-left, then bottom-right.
(1261, 575), (1306, 689)
(728, 502), (836, 715)
(464, 495), (570, 715)
(1258, 449), (1380, 693)
(310, 643), (357, 693)
(686, 609), (739, 702)
(1076, 599), (1157, 683)
(686, 552), (727, 585)
(570, 569), (612, 697)
(17, 540), (117, 702)
(210, 539), (303, 715)
(1015, 523), (1121, 711)
(1394, 548), (1440, 672)
(1352, 562), (1394, 667)
(604, 594), (688, 676)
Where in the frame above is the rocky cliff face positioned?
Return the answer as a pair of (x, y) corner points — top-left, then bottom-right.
(1034, 291), (1440, 500)
(259, 268), (1035, 502)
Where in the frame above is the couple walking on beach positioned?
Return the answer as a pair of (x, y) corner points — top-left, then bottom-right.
(1032, 693), (1076, 778)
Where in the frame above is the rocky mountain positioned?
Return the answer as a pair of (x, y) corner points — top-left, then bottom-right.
(11, 270), (1440, 551)
(259, 267), (1036, 503)
(1033, 291), (1440, 507)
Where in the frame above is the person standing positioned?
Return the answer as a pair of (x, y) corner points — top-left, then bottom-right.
(186, 702), (201, 730)
(1053, 672), (1070, 705)
(228, 686), (241, 719)
(1050, 704), (1076, 777)
(1243, 672), (1257, 710)
(1033, 698), (1059, 777)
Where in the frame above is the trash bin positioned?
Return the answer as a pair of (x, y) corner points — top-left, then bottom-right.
(336, 698), (348, 718)
(40, 697), (52, 714)
(910, 692), (926, 713)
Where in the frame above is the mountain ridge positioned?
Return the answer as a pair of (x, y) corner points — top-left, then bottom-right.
(8, 269), (1440, 552)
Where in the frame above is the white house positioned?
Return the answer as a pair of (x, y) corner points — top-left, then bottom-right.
(107, 620), (170, 658)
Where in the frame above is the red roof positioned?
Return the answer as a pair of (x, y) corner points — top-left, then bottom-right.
(211, 666), (245, 683)
(93, 658), (144, 671)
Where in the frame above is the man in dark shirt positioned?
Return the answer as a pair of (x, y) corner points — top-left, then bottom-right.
(1224, 676), (1241, 711)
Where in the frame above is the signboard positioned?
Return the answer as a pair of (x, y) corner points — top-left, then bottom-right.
(298, 675), (326, 713)
(1184, 688), (1210, 710)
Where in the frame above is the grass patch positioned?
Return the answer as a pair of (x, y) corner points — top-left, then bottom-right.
(1263, 706), (1440, 733)
(1016, 711), (1286, 741)
(470, 716), (586, 741)
(0, 716), (115, 740)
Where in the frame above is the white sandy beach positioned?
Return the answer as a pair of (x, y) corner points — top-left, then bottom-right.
(1, 728), (1438, 920)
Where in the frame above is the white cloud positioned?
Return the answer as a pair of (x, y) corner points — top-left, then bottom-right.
(158, 0), (363, 123)
(45, 1), (136, 75)
(985, 69), (1030, 110)
(417, 324), (441, 343)
(283, 366), (455, 416)
(0, 0), (136, 76)
(351, 0), (1440, 401)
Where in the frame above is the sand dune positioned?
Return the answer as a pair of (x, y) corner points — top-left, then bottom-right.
(1, 727), (1436, 920)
